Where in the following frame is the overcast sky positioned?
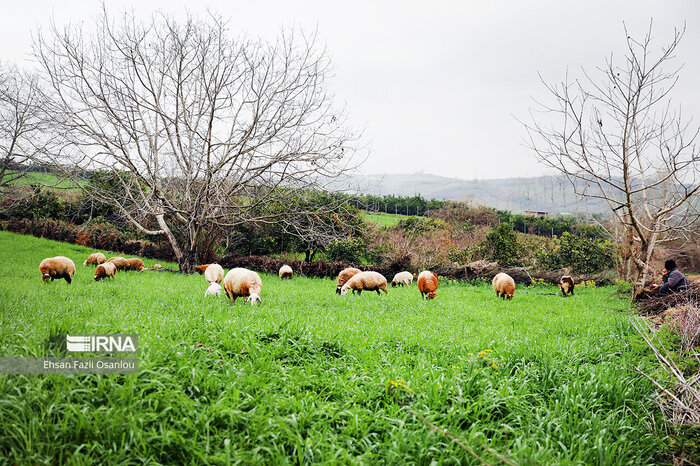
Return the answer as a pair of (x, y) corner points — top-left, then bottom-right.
(1, 1), (698, 180)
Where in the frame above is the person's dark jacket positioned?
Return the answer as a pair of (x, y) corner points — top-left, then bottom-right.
(658, 268), (690, 294)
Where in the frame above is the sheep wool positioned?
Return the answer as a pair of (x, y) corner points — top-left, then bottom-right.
(340, 271), (388, 296)
(125, 258), (145, 271)
(83, 252), (107, 266)
(559, 275), (575, 296)
(492, 272), (515, 300)
(194, 264), (210, 275)
(108, 257), (129, 270)
(205, 264), (225, 284)
(336, 267), (362, 294)
(391, 271), (413, 287)
(39, 256), (76, 284)
(205, 282), (222, 297)
(94, 262), (117, 281)
(223, 267), (263, 305)
(279, 264), (293, 280)
(417, 271), (439, 299)
(153, 264), (163, 270)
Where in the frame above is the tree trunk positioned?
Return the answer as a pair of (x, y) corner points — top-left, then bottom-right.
(179, 249), (198, 274)
(156, 214), (197, 273)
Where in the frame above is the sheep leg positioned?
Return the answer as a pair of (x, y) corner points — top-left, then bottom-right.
(357, 290), (362, 296)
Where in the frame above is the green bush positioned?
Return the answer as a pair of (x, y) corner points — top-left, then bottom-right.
(7, 186), (65, 220)
(615, 279), (634, 294)
(446, 246), (473, 264)
(477, 223), (522, 266)
(326, 238), (367, 264)
(535, 232), (615, 274)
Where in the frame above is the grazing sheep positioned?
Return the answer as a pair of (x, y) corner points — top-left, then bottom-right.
(391, 271), (413, 287)
(417, 271), (439, 299)
(39, 256), (76, 284)
(94, 262), (117, 281)
(125, 258), (145, 271)
(492, 272), (515, 300)
(223, 268), (263, 305)
(194, 264), (210, 275)
(205, 264), (225, 284)
(336, 267), (362, 294)
(205, 282), (222, 297)
(83, 252), (107, 266)
(279, 264), (293, 280)
(108, 257), (129, 270)
(340, 271), (388, 296)
(559, 275), (575, 296)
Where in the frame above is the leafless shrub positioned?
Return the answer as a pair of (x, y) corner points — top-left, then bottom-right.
(671, 304), (700, 352)
(637, 285), (700, 315)
(632, 316), (700, 427)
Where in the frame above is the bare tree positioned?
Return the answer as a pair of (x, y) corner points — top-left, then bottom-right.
(34, 8), (360, 272)
(524, 23), (700, 296)
(0, 63), (44, 194)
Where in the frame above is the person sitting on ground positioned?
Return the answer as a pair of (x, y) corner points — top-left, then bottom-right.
(651, 259), (690, 295)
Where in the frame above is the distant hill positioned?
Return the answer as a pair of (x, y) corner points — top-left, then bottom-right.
(345, 173), (609, 215)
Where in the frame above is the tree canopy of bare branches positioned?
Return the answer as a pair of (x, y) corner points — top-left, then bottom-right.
(524, 23), (700, 295)
(34, 8), (361, 272)
(0, 63), (44, 193)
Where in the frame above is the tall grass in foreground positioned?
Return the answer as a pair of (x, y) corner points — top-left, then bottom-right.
(0, 231), (669, 464)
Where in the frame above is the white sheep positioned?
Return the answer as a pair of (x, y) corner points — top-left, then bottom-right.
(205, 282), (222, 297)
(279, 264), (293, 279)
(340, 271), (388, 296)
(223, 267), (263, 305)
(205, 264), (225, 284)
(391, 271), (413, 287)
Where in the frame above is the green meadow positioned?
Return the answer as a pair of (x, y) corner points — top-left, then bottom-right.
(0, 231), (666, 464)
(361, 211), (411, 227)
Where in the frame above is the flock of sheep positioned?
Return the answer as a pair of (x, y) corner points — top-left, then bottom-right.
(39, 253), (578, 304)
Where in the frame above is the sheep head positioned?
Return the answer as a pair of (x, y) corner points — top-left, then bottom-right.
(245, 293), (262, 305)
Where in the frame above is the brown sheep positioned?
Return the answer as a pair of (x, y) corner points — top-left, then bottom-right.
(194, 264), (210, 275)
(125, 258), (145, 271)
(39, 256), (76, 284)
(336, 267), (362, 294)
(107, 257), (129, 271)
(492, 272), (515, 300)
(94, 262), (117, 281)
(340, 271), (388, 296)
(83, 252), (107, 266)
(417, 271), (439, 299)
(559, 275), (575, 296)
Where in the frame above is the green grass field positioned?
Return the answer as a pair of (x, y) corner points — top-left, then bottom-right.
(362, 211), (411, 227)
(6, 170), (84, 191)
(0, 231), (667, 464)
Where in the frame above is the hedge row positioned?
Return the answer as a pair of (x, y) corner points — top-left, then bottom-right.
(1, 217), (176, 262)
(219, 252), (413, 282)
(1, 216), (615, 286)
